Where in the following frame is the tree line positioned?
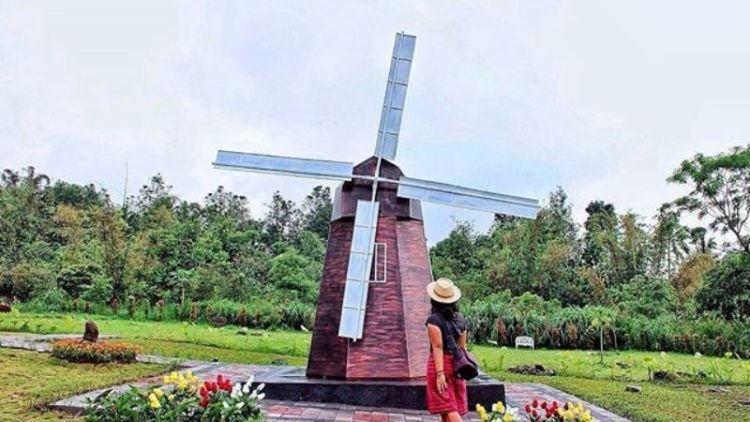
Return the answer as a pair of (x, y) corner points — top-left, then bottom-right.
(432, 145), (750, 322)
(0, 168), (331, 311)
(1, 144), (749, 333)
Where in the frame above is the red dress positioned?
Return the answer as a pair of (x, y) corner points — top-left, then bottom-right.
(426, 352), (468, 415)
(426, 312), (469, 414)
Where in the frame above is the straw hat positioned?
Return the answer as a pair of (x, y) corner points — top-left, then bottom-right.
(426, 277), (462, 304)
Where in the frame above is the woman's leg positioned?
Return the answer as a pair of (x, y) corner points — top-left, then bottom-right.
(446, 411), (462, 422)
(440, 414), (449, 422)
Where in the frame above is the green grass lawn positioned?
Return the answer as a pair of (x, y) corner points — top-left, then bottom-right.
(3, 312), (750, 421)
(0, 348), (168, 422)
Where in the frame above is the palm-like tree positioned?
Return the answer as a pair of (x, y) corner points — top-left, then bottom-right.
(1, 169), (20, 187)
(689, 226), (717, 254)
(23, 166), (50, 191)
(653, 206), (691, 276)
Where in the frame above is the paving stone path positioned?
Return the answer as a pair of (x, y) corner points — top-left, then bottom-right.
(1, 333), (629, 421)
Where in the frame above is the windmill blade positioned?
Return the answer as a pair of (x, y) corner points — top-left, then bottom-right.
(398, 177), (540, 218)
(374, 33), (416, 161)
(339, 200), (379, 340)
(213, 150), (353, 181)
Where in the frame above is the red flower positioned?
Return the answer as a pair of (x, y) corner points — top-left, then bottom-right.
(541, 402), (548, 410)
(531, 410), (538, 417)
(532, 400), (539, 408)
(525, 404), (532, 413)
(199, 396), (209, 408)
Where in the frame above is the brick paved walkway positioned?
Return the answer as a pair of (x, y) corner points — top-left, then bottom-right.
(1, 333), (629, 421)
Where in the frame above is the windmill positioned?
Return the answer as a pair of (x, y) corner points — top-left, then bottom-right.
(213, 32), (539, 379)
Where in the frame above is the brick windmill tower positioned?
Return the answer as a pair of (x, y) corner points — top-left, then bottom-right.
(213, 33), (539, 380)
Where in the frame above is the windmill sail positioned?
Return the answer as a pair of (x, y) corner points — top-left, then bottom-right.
(398, 176), (540, 218)
(339, 200), (379, 340)
(374, 33), (416, 161)
(213, 150), (353, 181)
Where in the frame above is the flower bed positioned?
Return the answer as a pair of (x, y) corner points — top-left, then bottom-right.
(477, 400), (598, 422)
(50, 339), (141, 364)
(85, 371), (264, 421)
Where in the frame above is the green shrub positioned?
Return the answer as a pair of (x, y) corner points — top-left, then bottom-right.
(697, 253), (750, 319)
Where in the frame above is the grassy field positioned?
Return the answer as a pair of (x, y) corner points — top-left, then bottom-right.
(0, 348), (169, 422)
(2, 312), (750, 421)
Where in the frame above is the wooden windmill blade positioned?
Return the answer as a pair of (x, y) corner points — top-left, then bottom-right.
(374, 33), (416, 161)
(213, 150), (354, 181)
(397, 176), (540, 218)
(338, 199), (380, 340)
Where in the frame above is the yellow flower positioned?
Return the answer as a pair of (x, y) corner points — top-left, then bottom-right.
(582, 409), (593, 422)
(148, 393), (161, 409)
(153, 388), (164, 398)
(503, 414), (513, 422)
(494, 401), (505, 414)
(167, 394), (175, 401)
(475, 404), (488, 421)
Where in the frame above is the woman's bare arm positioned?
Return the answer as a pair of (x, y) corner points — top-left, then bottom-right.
(427, 324), (444, 370)
(458, 330), (467, 350)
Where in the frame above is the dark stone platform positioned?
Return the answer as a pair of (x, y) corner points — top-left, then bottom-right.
(251, 367), (504, 410)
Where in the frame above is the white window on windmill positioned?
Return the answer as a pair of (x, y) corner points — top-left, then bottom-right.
(370, 243), (387, 283)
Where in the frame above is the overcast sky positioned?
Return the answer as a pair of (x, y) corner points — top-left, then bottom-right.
(1, 1), (748, 243)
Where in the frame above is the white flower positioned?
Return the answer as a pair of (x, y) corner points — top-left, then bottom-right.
(242, 384), (250, 394)
(257, 383), (265, 391)
(246, 375), (255, 385)
(492, 403), (498, 412)
(257, 393), (265, 401)
(235, 402), (244, 409)
(249, 391), (257, 399)
(222, 401), (230, 409)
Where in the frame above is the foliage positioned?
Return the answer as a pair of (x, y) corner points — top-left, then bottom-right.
(668, 144), (750, 253)
(0, 166), (331, 315)
(50, 339), (141, 363)
(671, 253), (715, 302)
(696, 252), (750, 319)
(463, 295), (750, 357)
(85, 372), (264, 422)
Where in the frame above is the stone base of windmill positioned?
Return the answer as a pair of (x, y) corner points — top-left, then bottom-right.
(249, 366), (505, 410)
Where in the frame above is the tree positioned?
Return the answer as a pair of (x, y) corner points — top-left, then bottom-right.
(22, 166), (50, 191)
(91, 204), (128, 305)
(696, 253), (750, 319)
(652, 205), (690, 277)
(582, 201), (617, 268)
(262, 191), (300, 248)
(689, 226), (717, 254)
(300, 186), (332, 240)
(1, 169), (20, 187)
(672, 253), (716, 302)
(668, 145), (750, 254)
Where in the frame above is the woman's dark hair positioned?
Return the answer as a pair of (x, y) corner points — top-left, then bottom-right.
(431, 299), (459, 319)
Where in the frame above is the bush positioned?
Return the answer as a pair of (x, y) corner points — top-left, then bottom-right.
(50, 339), (141, 363)
(463, 292), (750, 358)
(57, 264), (100, 299)
(697, 253), (750, 319)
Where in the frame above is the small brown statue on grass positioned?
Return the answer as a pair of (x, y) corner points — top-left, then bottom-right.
(83, 320), (99, 343)
(0, 303), (11, 313)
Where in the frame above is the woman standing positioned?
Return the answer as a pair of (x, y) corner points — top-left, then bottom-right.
(425, 278), (468, 422)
